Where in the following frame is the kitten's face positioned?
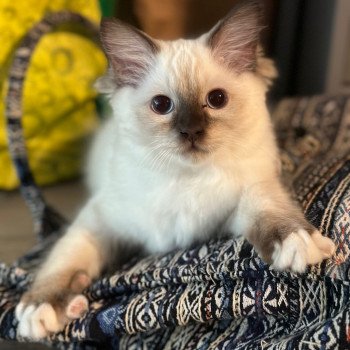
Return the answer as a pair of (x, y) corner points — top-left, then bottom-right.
(99, 0), (276, 166)
(132, 41), (263, 163)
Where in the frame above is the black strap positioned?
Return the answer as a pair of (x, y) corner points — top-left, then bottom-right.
(5, 11), (100, 241)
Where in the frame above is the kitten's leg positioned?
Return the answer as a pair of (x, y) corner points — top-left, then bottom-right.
(16, 203), (107, 339)
(229, 181), (335, 272)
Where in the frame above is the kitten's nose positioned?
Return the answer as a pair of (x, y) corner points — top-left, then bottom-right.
(179, 127), (204, 142)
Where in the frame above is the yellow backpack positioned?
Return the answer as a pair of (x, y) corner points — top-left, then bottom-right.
(0, 0), (107, 189)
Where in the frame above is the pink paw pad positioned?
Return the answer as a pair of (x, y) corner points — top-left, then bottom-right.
(69, 271), (91, 292)
(66, 295), (89, 319)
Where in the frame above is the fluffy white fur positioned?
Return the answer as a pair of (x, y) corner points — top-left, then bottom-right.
(16, 1), (335, 340)
(86, 40), (276, 251)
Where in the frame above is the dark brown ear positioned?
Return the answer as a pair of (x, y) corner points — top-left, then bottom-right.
(100, 18), (159, 87)
(208, 0), (263, 72)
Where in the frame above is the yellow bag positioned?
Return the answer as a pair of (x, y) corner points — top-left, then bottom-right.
(0, 0), (107, 189)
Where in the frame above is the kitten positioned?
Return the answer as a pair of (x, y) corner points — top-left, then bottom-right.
(16, 0), (335, 340)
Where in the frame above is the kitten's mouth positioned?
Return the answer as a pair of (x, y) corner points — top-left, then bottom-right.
(189, 142), (202, 152)
(183, 141), (208, 156)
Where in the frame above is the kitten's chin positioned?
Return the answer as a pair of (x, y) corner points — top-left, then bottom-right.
(179, 144), (211, 164)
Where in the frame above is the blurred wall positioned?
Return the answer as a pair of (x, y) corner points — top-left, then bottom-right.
(115, 0), (347, 97)
(272, 0), (336, 97)
(117, 0), (277, 52)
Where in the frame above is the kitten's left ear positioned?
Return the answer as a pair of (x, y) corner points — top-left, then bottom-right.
(207, 0), (263, 72)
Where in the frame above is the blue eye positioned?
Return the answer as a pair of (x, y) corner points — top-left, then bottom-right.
(151, 95), (174, 114)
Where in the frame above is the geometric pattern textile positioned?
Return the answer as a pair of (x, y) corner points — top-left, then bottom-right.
(1, 94), (350, 349)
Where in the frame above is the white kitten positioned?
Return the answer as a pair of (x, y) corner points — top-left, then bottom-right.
(16, 0), (335, 340)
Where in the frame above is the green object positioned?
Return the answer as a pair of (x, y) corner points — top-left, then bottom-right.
(96, 94), (112, 120)
(99, 0), (117, 16)
(97, 0), (117, 119)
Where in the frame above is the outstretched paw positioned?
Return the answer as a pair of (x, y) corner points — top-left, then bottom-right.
(271, 229), (335, 273)
(16, 295), (88, 339)
(16, 271), (90, 340)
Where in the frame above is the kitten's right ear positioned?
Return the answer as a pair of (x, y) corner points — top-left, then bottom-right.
(99, 18), (159, 89)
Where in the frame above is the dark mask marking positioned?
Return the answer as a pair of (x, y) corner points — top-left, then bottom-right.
(172, 91), (209, 143)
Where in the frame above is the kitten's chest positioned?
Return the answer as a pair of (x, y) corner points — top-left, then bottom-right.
(113, 166), (238, 252)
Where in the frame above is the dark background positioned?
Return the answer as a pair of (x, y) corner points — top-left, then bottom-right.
(115, 0), (338, 99)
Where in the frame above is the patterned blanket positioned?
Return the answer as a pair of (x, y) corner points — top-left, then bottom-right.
(1, 94), (350, 349)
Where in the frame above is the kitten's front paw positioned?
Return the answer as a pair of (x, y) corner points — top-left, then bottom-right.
(271, 229), (335, 273)
(16, 295), (88, 340)
(16, 271), (90, 340)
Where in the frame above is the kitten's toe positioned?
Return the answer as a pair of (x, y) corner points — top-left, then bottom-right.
(66, 295), (89, 319)
(16, 302), (62, 340)
(31, 303), (62, 338)
(16, 304), (36, 338)
(311, 231), (336, 258)
(272, 230), (309, 272)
